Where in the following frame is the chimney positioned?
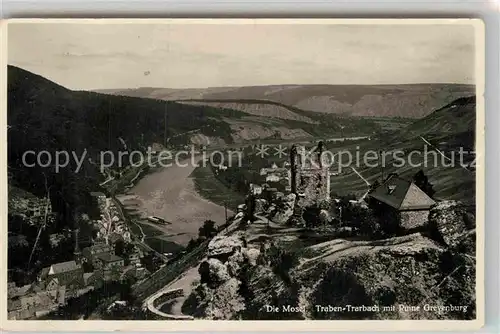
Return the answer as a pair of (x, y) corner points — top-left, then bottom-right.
(387, 185), (396, 195)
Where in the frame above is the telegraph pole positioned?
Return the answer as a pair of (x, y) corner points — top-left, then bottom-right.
(379, 150), (384, 181)
(164, 106), (168, 148)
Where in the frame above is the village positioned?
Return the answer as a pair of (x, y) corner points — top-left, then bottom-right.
(7, 192), (154, 320)
(7, 139), (444, 320)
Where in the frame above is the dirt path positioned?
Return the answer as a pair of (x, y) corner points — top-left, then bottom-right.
(121, 156), (229, 245)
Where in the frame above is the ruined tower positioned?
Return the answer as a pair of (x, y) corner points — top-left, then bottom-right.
(290, 144), (306, 194)
(289, 141), (330, 205)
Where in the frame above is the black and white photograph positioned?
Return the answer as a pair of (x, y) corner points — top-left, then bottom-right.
(3, 19), (484, 330)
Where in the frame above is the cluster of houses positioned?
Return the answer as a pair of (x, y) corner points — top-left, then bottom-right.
(259, 162), (291, 193)
(91, 192), (131, 245)
(8, 189), (57, 227)
(7, 241), (150, 320)
(7, 191), (152, 320)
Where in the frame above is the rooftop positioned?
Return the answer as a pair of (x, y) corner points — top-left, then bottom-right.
(84, 243), (112, 254)
(41, 260), (81, 276)
(368, 174), (436, 210)
(96, 253), (123, 263)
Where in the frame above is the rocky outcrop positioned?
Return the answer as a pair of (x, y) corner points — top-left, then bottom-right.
(428, 200), (475, 248)
(244, 248), (260, 266)
(295, 233), (475, 320)
(207, 233), (245, 259)
(182, 278), (246, 320)
(181, 201), (477, 321)
(198, 258), (231, 287)
(215, 233), (476, 320)
(182, 233), (260, 320)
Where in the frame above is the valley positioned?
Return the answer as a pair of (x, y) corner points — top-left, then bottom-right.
(7, 66), (477, 322)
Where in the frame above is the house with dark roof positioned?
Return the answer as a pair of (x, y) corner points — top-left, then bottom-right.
(82, 243), (114, 268)
(95, 253), (124, 278)
(367, 174), (436, 229)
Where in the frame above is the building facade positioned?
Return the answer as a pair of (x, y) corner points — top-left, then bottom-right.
(368, 174), (436, 230)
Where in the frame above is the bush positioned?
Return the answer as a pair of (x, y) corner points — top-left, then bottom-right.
(186, 238), (202, 252)
(369, 200), (401, 237)
(267, 244), (299, 285)
(340, 203), (381, 238)
(302, 206), (321, 227)
(413, 170), (435, 199)
(198, 220), (218, 240)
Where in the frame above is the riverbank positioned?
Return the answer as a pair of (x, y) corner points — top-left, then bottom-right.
(116, 156), (232, 247)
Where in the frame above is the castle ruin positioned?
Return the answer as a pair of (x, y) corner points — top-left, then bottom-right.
(290, 141), (331, 205)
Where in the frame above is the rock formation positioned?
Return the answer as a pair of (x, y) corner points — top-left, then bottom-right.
(428, 200), (475, 248)
(182, 233), (260, 320)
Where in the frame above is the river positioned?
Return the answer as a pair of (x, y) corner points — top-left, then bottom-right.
(116, 156), (230, 246)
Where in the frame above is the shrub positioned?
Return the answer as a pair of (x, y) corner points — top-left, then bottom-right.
(198, 220), (218, 240)
(340, 203), (381, 238)
(413, 170), (435, 199)
(267, 244), (300, 285)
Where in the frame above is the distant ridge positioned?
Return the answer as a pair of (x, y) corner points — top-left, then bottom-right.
(95, 83), (474, 119)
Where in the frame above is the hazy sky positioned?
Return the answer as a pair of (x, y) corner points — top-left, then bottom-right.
(8, 21), (476, 90)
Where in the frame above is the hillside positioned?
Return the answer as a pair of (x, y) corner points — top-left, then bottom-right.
(211, 95), (477, 204)
(97, 83), (474, 119)
(7, 66), (382, 207)
(403, 96), (476, 138)
(6, 66), (235, 202)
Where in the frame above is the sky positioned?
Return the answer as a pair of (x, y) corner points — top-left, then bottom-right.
(8, 21), (477, 90)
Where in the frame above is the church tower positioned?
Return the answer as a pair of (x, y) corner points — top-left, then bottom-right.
(73, 226), (82, 264)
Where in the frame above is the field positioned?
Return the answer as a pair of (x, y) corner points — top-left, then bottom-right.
(190, 164), (246, 211)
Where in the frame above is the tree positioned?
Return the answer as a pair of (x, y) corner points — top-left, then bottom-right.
(115, 239), (125, 256)
(413, 170), (435, 198)
(287, 206), (304, 226)
(198, 220), (217, 240)
(302, 206), (321, 228)
(368, 180), (381, 193)
(342, 203), (380, 237)
(267, 244), (299, 285)
(370, 200), (401, 237)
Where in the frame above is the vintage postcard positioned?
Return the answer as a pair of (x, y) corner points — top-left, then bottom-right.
(1, 18), (485, 331)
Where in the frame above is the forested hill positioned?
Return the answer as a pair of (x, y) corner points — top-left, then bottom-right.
(7, 65), (245, 210)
